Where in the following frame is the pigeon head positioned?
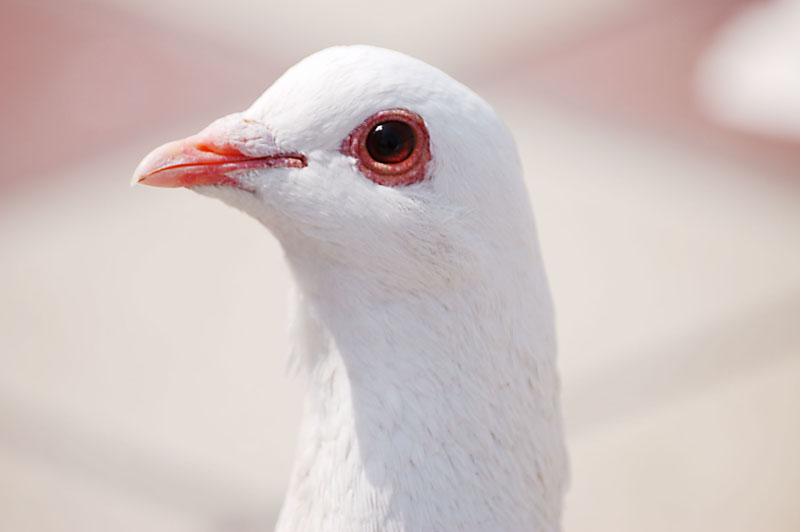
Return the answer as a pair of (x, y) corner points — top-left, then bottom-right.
(134, 46), (536, 293)
(134, 46), (566, 530)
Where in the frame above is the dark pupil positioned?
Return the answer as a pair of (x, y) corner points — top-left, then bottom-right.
(365, 121), (415, 164)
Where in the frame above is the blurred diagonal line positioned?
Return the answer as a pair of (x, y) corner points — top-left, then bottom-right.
(566, 290), (800, 437)
(0, 394), (278, 530)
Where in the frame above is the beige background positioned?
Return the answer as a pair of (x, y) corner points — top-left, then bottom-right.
(1, 0), (799, 530)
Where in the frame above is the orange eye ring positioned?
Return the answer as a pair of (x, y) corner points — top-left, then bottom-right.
(342, 108), (431, 187)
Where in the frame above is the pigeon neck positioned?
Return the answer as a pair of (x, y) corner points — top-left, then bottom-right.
(275, 269), (567, 532)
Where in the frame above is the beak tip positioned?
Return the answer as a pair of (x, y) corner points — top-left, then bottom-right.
(130, 173), (145, 187)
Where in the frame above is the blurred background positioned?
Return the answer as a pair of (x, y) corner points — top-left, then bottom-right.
(1, 0), (799, 530)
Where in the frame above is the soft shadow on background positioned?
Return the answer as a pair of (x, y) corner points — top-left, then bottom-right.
(1, 0), (799, 530)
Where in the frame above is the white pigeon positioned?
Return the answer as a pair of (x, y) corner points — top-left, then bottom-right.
(133, 45), (568, 532)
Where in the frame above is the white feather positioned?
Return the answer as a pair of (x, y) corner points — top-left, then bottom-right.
(194, 45), (568, 532)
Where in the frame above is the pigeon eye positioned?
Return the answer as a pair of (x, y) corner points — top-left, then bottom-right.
(366, 121), (415, 164)
(342, 108), (431, 187)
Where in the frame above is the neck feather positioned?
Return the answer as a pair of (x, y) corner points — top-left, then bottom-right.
(275, 266), (567, 532)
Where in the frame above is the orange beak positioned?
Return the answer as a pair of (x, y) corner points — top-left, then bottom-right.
(132, 116), (305, 189)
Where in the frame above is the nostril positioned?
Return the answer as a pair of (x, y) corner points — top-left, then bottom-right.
(191, 116), (280, 158)
(192, 138), (242, 157)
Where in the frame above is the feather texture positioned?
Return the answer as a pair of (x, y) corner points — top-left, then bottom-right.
(137, 45), (568, 532)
